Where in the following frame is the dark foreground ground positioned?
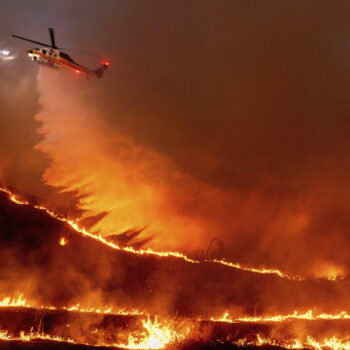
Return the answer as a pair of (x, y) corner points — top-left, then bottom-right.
(0, 340), (292, 350)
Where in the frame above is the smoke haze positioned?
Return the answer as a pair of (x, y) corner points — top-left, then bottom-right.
(2, 1), (350, 278)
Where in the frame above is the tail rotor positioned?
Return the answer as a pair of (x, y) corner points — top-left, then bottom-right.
(94, 60), (111, 78)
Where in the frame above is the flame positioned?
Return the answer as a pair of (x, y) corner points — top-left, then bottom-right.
(0, 330), (11, 340)
(235, 334), (350, 350)
(62, 303), (145, 316)
(1, 187), (330, 282)
(211, 309), (350, 323)
(0, 319), (190, 349)
(18, 330), (75, 343)
(115, 317), (192, 349)
(0, 295), (191, 349)
(312, 261), (346, 281)
(0, 294), (145, 316)
(211, 259), (303, 281)
(0, 295), (28, 307)
(0, 329), (75, 344)
(59, 237), (68, 246)
(3, 295), (350, 350)
(5, 293), (350, 326)
(0, 299), (190, 349)
(3, 323), (350, 350)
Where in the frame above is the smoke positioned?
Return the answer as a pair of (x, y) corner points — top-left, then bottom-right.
(34, 66), (230, 251)
(33, 62), (350, 280)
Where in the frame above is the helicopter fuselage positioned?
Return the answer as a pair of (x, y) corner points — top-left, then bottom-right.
(27, 47), (61, 68)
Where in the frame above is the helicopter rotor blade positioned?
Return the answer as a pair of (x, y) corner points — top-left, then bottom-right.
(12, 35), (52, 47)
(48, 28), (57, 49)
(11, 34), (65, 50)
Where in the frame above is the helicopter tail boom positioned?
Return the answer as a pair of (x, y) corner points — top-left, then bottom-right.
(93, 62), (110, 78)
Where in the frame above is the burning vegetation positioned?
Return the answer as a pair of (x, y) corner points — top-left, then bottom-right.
(0, 186), (350, 350)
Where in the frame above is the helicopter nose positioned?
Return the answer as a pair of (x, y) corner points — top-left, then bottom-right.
(27, 50), (35, 58)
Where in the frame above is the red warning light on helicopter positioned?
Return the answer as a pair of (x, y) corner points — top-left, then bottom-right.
(101, 60), (111, 67)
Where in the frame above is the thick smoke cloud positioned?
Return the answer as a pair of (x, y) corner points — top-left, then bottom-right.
(35, 67), (233, 251)
(2, 1), (350, 278)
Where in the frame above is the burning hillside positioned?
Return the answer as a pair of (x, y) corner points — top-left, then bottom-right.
(0, 186), (350, 349)
(1, 186), (350, 316)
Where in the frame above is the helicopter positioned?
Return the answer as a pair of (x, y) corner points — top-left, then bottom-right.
(12, 28), (110, 78)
